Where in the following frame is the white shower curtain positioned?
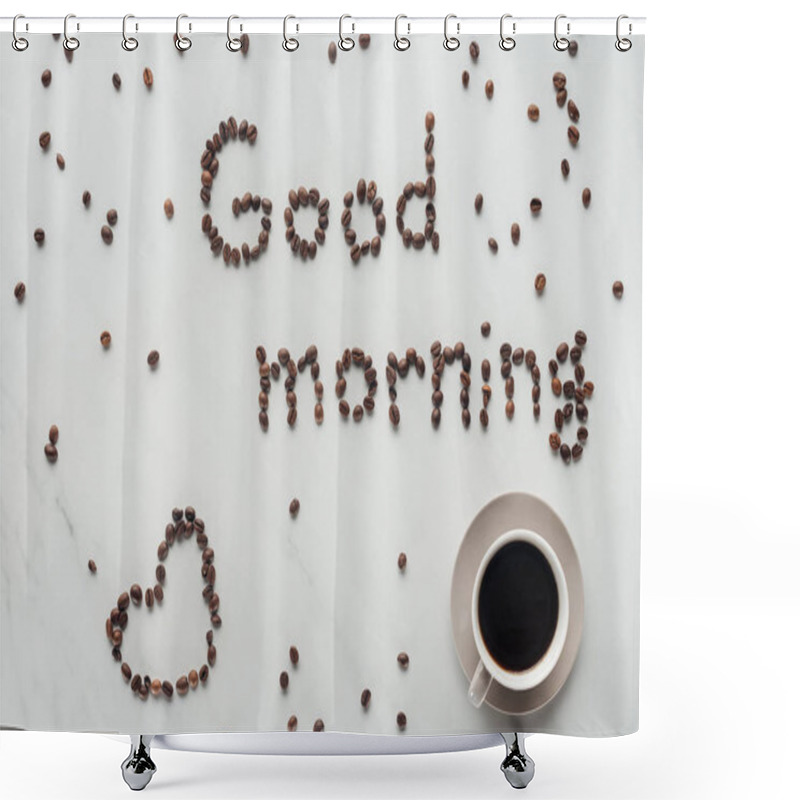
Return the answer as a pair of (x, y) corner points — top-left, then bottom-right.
(0, 30), (644, 736)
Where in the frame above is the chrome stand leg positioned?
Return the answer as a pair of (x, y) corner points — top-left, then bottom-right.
(500, 732), (535, 789)
(121, 735), (157, 791)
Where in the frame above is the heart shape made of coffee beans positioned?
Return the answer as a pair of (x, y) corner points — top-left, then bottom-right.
(105, 506), (220, 701)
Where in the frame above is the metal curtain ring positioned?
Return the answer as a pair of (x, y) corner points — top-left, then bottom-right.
(283, 15), (299, 51)
(553, 14), (570, 51)
(175, 14), (192, 51)
(615, 15), (632, 51)
(64, 13), (80, 51)
(443, 14), (460, 51)
(339, 15), (355, 51)
(499, 14), (516, 51)
(122, 14), (139, 51)
(12, 14), (29, 51)
(394, 14), (410, 51)
(226, 15), (242, 52)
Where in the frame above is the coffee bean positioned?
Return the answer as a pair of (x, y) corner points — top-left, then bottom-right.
(284, 645), (298, 667)
(481, 321), (491, 337)
(131, 674), (142, 693)
(511, 223), (520, 245)
(396, 551), (408, 572)
(279, 670), (289, 690)
(101, 225), (113, 244)
(553, 72), (566, 90)
(474, 193), (483, 213)
(106, 209), (118, 227)
(552, 377), (562, 396)
(575, 330), (587, 347)
(556, 342), (569, 362)
(56, 153), (65, 170)
(613, 280), (624, 298)
(481, 360), (491, 382)
(575, 363), (585, 384)
(145, 587), (154, 608)
(488, 237), (498, 253)
(568, 125), (580, 145)
(130, 584), (142, 605)
(199, 665), (209, 683)
(568, 99), (580, 123)
(397, 652), (410, 669)
(247, 124), (258, 144)
(556, 88), (567, 107)
(328, 41), (337, 63)
(560, 443), (572, 463)
(34, 228), (45, 245)
(159, 680), (172, 698)
(149, 678), (161, 696)
(204, 644), (216, 668)
(339, 400), (350, 418)
(563, 402), (574, 421)
(121, 662), (132, 682)
(549, 432), (561, 451)
(431, 407), (441, 427)
(163, 198), (174, 219)
(176, 675), (189, 695)
(570, 346), (582, 364)
(361, 688), (371, 708)
(425, 111), (435, 133)
(117, 592), (130, 612)
(505, 377), (515, 397)
(530, 198), (542, 215)
(359, 33), (371, 49)
(582, 187), (591, 208)
(147, 350), (159, 368)
(13, 281), (25, 303)
(462, 408), (471, 427)
(39, 131), (51, 150)
(82, 190), (91, 208)
(44, 443), (58, 463)
(561, 159), (570, 178)
(48, 423), (59, 443)
(504, 399), (514, 419)
(577, 426), (588, 442)
(569, 39), (579, 56)
(462, 70), (470, 88)
(313, 719), (325, 732)
(412, 232), (425, 249)
(469, 41), (480, 61)
(143, 67), (154, 89)
(572, 443), (583, 461)
(527, 104), (540, 122)
(485, 80), (494, 99)
(41, 69), (52, 87)
(112, 72), (121, 90)
(386, 403), (400, 427)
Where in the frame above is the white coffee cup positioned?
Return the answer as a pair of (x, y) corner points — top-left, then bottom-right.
(468, 528), (569, 708)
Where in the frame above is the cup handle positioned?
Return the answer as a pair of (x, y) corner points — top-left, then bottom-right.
(468, 660), (492, 708)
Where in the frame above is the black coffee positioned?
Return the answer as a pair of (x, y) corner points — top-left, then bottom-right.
(477, 540), (559, 672)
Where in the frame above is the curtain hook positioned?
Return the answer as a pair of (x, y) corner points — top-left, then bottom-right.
(394, 14), (410, 51)
(122, 14), (139, 51)
(226, 15), (242, 52)
(339, 15), (355, 50)
(615, 15), (632, 51)
(64, 13), (80, 51)
(443, 14), (460, 51)
(499, 14), (516, 51)
(283, 15), (299, 51)
(175, 14), (192, 51)
(12, 14), (29, 51)
(553, 14), (570, 52)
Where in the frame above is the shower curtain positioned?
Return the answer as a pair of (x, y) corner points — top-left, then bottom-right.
(0, 28), (644, 737)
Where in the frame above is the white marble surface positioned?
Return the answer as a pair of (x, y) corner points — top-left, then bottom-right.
(0, 32), (643, 735)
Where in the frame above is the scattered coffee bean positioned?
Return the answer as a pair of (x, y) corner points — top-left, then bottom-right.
(397, 711), (407, 730)
(530, 198), (542, 215)
(425, 111), (435, 133)
(549, 432), (561, 451)
(82, 190), (91, 207)
(161, 680), (174, 698)
(147, 350), (159, 368)
(488, 237), (498, 253)
(112, 72), (121, 90)
(481, 321), (491, 337)
(469, 41), (480, 61)
(39, 131), (51, 150)
(511, 223), (520, 245)
(151, 679), (161, 696)
(14, 282), (25, 303)
(568, 99), (580, 123)
(164, 198), (174, 219)
(389, 403), (400, 427)
(568, 125), (580, 145)
(101, 225), (113, 244)
(569, 39), (579, 56)
(48, 424), (59, 445)
(534, 273), (546, 294)
(575, 330), (587, 347)
(34, 228), (45, 245)
(556, 342), (569, 362)
(130, 584), (143, 605)
(313, 719), (325, 732)
(397, 652), (409, 669)
(121, 662), (132, 681)
(328, 41), (337, 63)
(361, 688), (371, 708)
(41, 69), (52, 87)
(143, 67), (154, 89)
(106, 209), (118, 227)
(561, 158), (570, 178)
(358, 33), (370, 49)
(572, 443), (583, 460)
(613, 280), (624, 298)
(56, 153), (65, 170)
(199, 665), (209, 683)
(289, 645), (299, 665)
(527, 104), (540, 122)
(44, 443), (58, 463)
(474, 193), (483, 213)
(582, 187), (591, 208)
(131, 674), (142, 693)
(553, 72), (566, 90)
(560, 443), (572, 463)
(176, 675), (189, 695)
(145, 588), (154, 608)
(288, 715), (298, 731)
(88, 559), (97, 573)
(397, 552), (407, 571)
(577, 426), (588, 442)
(462, 70), (470, 88)
(485, 80), (494, 99)
(279, 670), (289, 690)
(289, 498), (300, 518)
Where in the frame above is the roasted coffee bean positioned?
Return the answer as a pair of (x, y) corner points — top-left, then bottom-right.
(574, 363), (586, 384)
(101, 225), (113, 244)
(46, 425), (58, 446)
(556, 342), (569, 362)
(130, 584), (143, 605)
(568, 125), (580, 145)
(553, 72), (566, 90)
(149, 678), (161, 696)
(176, 676), (189, 695)
(131, 674), (142, 693)
(556, 88), (567, 107)
(563, 380), (575, 399)
(206, 644), (217, 667)
(499, 342), (512, 361)
(549, 359), (558, 376)
(313, 719), (325, 732)
(247, 124), (258, 144)
(41, 68), (52, 87)
(39, 131), (51, 150)
(141, 65), (155, 86)
(431, 407), (441, 427)
(485, 80), (494, 99)
(425, 111), (435, 133)
(162, 197), (174, 220)
(387, 403), (401, 427)
(512, 347), (524, 366)
(145, 587), (154, 608)
(577, 426), (588, 442)
(147, 350), (159, 368)
(161, 680), (173, 698)
(287, 407), (297, 426)
(568, 99), (580, 123)
(157, 541), (170, 562)
(43, 443), (58, 463)
(505, 399), (515, 419)
(563, 402), (574, 421)
(56, 153), (65, 170)
(560, 159), (571, 180)
(117, 591), (130, 612)
(469, 40), (480, 61)
(568, 39), (579, 56)
(339, 399), (350, 418)
(238, 120), (248, 141)
(530, 197), (542, 215)
(474, 193), (483, 213)
(478, 408), (488, 428)
(80, 191), (91, 211)
(358, 688), (372, 709)
(480, 321), (491, 338)
(199, 665), (209, 683)
(574, 330), (587, 347)
(328, 41), (337, 63)
(356, 179), (367, 204)
(552, 377), (562, 396)
(527, 104), (540, 122)
(570, 346), (582, 364)
(396, 711), (407, 730)
(106, 208), (118, 227)
(358, 32), (371, 48)
(505, 377), (515, 398)
(34, 228), (45, 245)
(560, 443), (572, 463)
(549, 432), (561, 451)
(582, 187), (591, 208)
(397, 652), (410, 669)
(555, 408), (564, 430)
(85, 558), (97, 575)
(462, 69), (470, 88)
(461, 408), (471, 427)
(412, 232), (425, 249)
(121, 662), (132, 682)
(460, 388), (470, 408)
(279, 670), (289, 690)
(576, 402), (588, 422)
(613, 280), (624, 298)
(488, 237), (498, 253)
(286, 645), (299, 666)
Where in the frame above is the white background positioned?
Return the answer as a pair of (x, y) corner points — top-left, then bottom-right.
(1, 1), (798, 799)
